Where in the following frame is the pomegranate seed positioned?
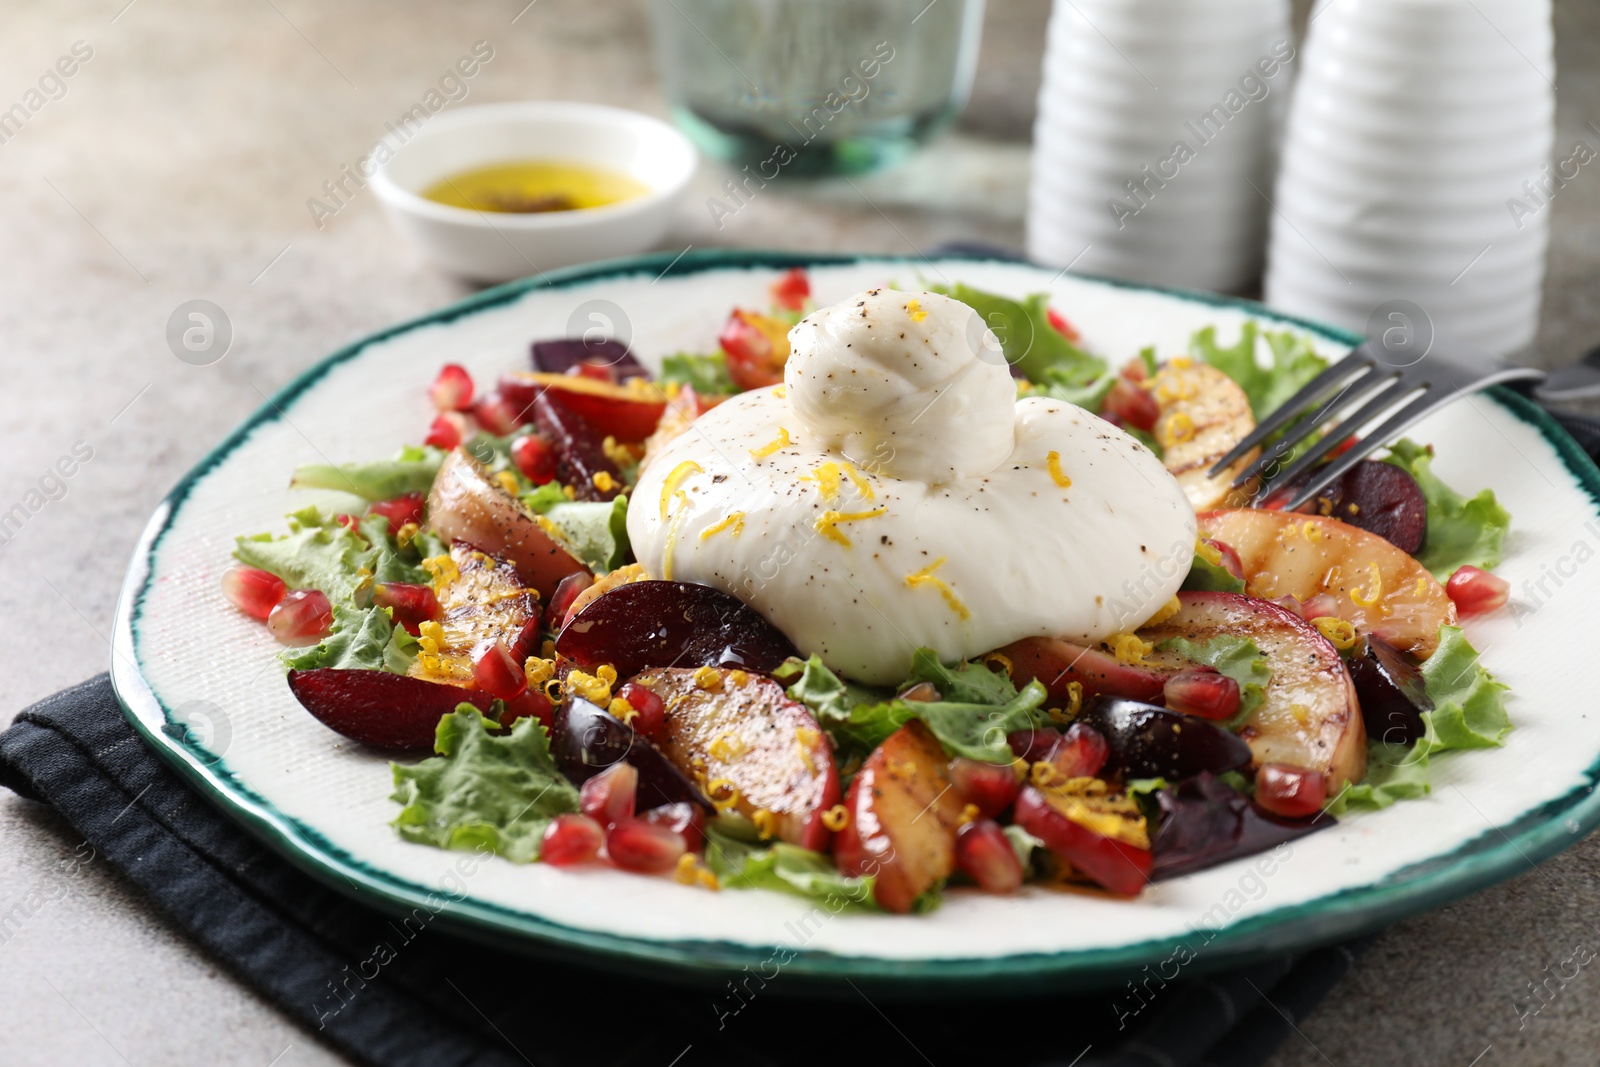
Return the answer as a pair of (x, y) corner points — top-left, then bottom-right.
(367, 492), (426, 531)
(948, 757), (1022, 819)
(1045, 307), (1080, 342)
(267, 589), (333, 646)
(373, 582), (440, 633)
(617, 681), (665, 737)
(430, 363), (475, 411)
(473, 391), (525, 436)
(472, 638), (528, 701)
(1164, 669), (1240, 720)
(1204, 538), (1245, 581)
(512, 434), (558, 485)
(1007, 726), (1063, 764)
(642, 802), (706, 851)
(581, 761), (638, 827)
(955, 818), (1024, 894)
(606, 817), (686, 874)
(221, 565), (287, 620)
(541, 813), (604, 866)
(1101, 378), (1160, 433)
(566, 362), (614, 383)
(548, 571), (595, 628)
(500, 689), (554, 730)
(1300, 593), (1340, 621)
(424, 412), (468, 450)
(769, 267), (811, 312)
(1326, 434), (1359, 458)
(1040, 723), (1109, 779)
(1255, 764), (1328, 819)
(1446, 565), (1509, 616)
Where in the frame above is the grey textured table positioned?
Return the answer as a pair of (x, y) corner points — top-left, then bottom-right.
(0, 2), (1596, 1065)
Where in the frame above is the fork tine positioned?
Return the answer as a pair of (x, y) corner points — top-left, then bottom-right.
(1208, 347), (1381, 476)
(1224, 363), (1400, 488)
(1279, 391), (1441, 510)
(1250, 377), (1421, 499)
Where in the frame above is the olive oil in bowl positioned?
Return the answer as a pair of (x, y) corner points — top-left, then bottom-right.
(421, 160), (650, 215)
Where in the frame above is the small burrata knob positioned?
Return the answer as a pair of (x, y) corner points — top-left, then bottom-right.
(783, 289), (1016, 483)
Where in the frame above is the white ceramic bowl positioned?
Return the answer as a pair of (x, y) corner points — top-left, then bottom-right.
(371, 101), (698, 284)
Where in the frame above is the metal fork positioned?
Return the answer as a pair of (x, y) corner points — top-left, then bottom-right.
(1208, 344), (1546, 510)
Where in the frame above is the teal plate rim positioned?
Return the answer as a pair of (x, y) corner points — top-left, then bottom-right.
(110, 248), (1600, 996)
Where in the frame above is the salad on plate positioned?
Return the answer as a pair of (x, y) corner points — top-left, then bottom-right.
(224, 269), (1514, 913)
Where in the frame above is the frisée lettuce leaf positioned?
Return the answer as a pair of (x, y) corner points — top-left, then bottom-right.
(390, 707), (579, 863)
(1329, 625), (1511, 813)
(777, 652), (1047, 764)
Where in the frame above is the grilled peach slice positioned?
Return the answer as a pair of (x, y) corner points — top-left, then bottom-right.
(503, 371), (667, 443)
(426, 448), (589, 597)
(1138, 591), (1366, 789)
(630, 667), (838, 851)
(997, 636), (1169, 703)
(1152, 360), (1258, 510)
(834, 721), (967, 913)
(407, 541), (540, 686)
(1198, 509), (1455, 659)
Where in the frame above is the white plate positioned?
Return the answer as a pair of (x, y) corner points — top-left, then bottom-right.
(112, 251), (1600, 993)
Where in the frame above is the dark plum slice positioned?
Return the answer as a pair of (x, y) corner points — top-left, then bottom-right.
(530, 338), (650, 381)
(1150, 771), (1332, 880)
(1349, 634), (1433, 746)
(1078, 695), (1253, 782)
(1269, 460), (1427, 554)
(286, 668), (550, 751)
(556, 580), (798, 677)
(532, 391), (624, 502)
(550, 697), (711, 812)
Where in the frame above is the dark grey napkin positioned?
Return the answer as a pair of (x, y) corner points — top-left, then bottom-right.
(0, 676), (1372, 1067)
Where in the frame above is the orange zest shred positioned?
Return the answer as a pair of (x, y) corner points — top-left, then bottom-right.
(750, 426), (792, 462)
(904, 557), (971, 620)
(814, 507), (887, 548)
(699, 512), (745, 541)
(1046, 450), (1072, 489)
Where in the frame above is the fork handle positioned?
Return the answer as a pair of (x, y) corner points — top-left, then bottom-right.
(1533, 344), (1600, 403)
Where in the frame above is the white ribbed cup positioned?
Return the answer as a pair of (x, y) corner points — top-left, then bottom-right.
(1027, 0), (1293, 291)
(1264, 0), (1555, 357)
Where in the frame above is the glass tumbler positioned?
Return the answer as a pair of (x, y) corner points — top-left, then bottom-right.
(651, 0), (985, 176)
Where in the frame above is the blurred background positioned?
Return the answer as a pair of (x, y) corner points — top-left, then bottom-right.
(0, 2), (1596, 1065)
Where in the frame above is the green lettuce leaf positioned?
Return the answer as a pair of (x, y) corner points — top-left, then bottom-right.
(541, 495), (631, 573)
(703, 827), (877, 907)
(1026, 366), (1120, 413)
(661, 352), (736, 395)
(1182, 546), (1246, 594)
(780, 652), (1045, 763)
(290, 450), (443, 502)
(390, 707), (580, 862)
(1157, 635), (1271, 723)
(1189, 322), (1328, 420)
(234, 506), (378, 604)
(280, 603), (417, 673)
(1383, 439), (1512, 580)
(929, 283), (1106, 386)
(904, 648), (1018, 705)
(773, 654), (888, 726)
(520, 482), (571, 514)
(1329, 625), (1511, 813)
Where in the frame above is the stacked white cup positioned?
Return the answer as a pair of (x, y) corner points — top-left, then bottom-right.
(1027, 0), (1294, 292)
(1264, 0), (1555, 357)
